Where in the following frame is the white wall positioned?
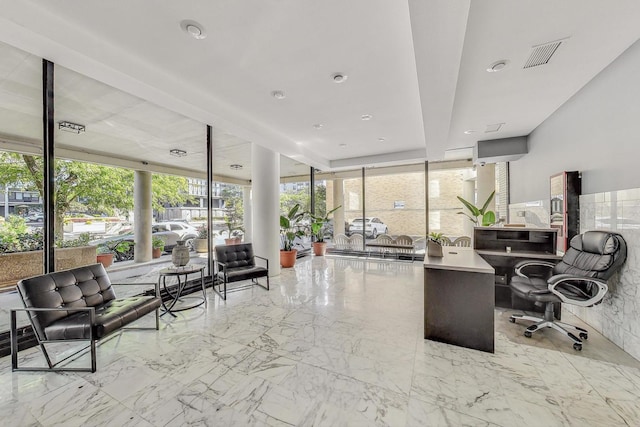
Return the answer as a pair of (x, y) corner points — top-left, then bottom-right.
(509, 38), (640, 360)
(510, 38), (640, 203)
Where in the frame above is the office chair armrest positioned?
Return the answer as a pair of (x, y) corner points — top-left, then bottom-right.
(548, 274), (608, 307)
(514, 260), (556, 278)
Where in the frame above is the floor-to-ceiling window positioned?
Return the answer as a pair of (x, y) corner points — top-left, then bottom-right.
(0, 41), (44, 290)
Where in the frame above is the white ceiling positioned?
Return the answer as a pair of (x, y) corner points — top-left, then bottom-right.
(0, 0), (639, 176)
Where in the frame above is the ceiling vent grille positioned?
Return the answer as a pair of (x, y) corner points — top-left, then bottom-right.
(523, 39), (566, 69)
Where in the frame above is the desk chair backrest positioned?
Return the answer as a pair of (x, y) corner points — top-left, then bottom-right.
(554, 231), (627, 280)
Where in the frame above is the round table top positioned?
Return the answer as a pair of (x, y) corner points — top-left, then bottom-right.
(159, 264), (206, 276)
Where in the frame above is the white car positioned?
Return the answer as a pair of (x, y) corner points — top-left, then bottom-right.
(153, 221), (199, 249)
(349, 217), (388, 238)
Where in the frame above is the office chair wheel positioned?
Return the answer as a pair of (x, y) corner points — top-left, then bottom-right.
(509, 317), (516, 323)
(579, 332), (588, 340)
(524, 331), (532, 338)
(573, 343), (582, 351)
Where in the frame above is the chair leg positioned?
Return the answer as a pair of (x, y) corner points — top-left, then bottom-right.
(510, 302), (586, 351)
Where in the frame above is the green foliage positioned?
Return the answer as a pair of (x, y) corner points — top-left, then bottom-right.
(0, 218), (89, 253)
(428, 232), (444, 244)
(97, 239), (131, 255)
(280, 183), (329, 220)
(196, 225), (208, 239)
(457, 191), (496, 226)
(0, 152), (189, 237)
(309, 205), (341, 243)
(280, 204), (305, 251)
(221, 186), (243, 236)
(152, 236), (165, 250)
(57, 232), (91, 248)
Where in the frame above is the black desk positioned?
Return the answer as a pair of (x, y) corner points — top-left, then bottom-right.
(158, 264), (206, 317)
(424, 248), (495, 353)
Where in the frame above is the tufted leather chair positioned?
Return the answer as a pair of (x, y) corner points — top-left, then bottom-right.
(11, 263), (161, 372)
(509, 231), (627, 350)
(214, 243), (269, 300)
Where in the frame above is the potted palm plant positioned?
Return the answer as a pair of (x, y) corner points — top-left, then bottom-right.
(152, 235), (165, 258)
(457, 191), (496, 226)
(223, 216), (243, 245)
(280, 203), (305, 268)
(309, 205), (341, 256)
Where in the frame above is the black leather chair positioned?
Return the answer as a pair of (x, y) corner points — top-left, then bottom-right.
(214, 243), (269, 300)
(509, 231), (627, 351)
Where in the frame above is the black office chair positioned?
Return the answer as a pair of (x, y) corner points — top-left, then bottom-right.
(509, 230), (627, 351)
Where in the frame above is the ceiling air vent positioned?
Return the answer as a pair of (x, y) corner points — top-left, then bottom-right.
(523, 38), (567, 69)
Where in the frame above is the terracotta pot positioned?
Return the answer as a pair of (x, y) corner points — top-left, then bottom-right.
(96, 253), (114, 268)
(225, 237), (242, 245)
(280, 249), (297, 268)
(313, 242), (327, 256)
(152, 248), (162, 258)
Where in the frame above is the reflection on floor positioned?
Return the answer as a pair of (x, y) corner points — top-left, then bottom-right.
(1, 256), (639, 426)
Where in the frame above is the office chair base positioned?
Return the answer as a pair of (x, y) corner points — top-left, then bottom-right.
(509, 313), (589, 351)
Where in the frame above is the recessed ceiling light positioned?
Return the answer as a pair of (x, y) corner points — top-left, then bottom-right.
(487, 60), (509, 72)
(361, 114), (373, 121)
(271, 90), (286, 100)
(313, 123), (323, 129)
(180, 20), (207, 40)
(170, 148), (187, 157)
(229, 164), (243, 170)
(331, 73), (348, 83)
(378, 137), (385, 142)
(339, 143), (347, 148)
(464, 130), (477, 135)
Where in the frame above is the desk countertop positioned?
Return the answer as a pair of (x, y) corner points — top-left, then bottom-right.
(424, 247), (494, 274)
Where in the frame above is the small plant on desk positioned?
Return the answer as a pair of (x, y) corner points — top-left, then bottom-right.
(427, 232), (444, 257)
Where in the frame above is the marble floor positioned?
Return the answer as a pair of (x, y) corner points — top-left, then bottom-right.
(1, 256), (640, 426)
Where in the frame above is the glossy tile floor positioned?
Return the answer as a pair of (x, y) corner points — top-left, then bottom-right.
(1, 256), (640, 426)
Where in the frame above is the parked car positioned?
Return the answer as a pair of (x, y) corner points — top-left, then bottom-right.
(25, 213), (44, 222)
(152, 221), (199, 249)
(349, 217), (388, 238)
(89, 228), (183, 262)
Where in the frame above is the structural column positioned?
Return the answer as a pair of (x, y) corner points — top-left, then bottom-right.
(251, 143), (280, 276)
(477, 163), (496, 217)
(462, 178), (475, 239)
(134, 170), (153, 262)
(243, 186), (253, 243)
(332, 178), (345, 236)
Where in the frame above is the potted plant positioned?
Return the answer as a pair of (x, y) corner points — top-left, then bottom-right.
(280, 203), (305, 268)
(152, 235), (165, 258)
(457, 191), (496, 226)
(309, 206), (341, 256)
(96, 239), (132, 267)
(96, 243), (115, 268)
(194, 225), (209, 253)
(223, 216), (243, 245)
(427, 232), (445, 257)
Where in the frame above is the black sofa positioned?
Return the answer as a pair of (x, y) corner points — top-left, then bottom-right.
(11, 263), (161, 372)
